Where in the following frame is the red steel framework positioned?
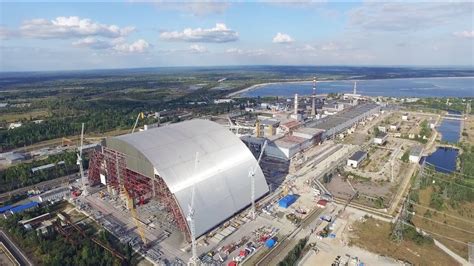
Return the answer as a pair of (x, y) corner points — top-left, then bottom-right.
(88, 146), (190, 238)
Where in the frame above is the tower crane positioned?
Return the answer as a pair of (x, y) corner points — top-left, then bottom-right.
(77, 123), (87, 196)
(131, 112), (145, 133)
(249, 140), (267, 220)
(187, 152), (199, 266)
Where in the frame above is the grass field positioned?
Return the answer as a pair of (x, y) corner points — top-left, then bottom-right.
(350, 217), (460, 265)
(462, 114), (474, 144)
(411, 186), (474, 260)
(0, 109), (50, 122)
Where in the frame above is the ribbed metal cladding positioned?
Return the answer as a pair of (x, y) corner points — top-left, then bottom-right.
(106, 119), (269, 237)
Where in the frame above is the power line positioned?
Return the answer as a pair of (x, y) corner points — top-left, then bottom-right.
(409, 201), (474, 225)
(401, 221), (469, 245)
(410, 212), (474, 235)
(424, 161), (474, 179)
(420, 172), (474, 190)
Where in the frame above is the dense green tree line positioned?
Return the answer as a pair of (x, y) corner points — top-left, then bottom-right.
(0, 151), (81, 193)
(278, 237), (308, 266)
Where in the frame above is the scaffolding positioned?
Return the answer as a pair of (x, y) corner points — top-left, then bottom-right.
(88, 146), (190, 238)
(88, 148), (104, 186)
(155, 175), (190, 240)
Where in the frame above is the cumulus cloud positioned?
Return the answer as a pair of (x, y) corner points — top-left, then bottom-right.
(272, 32), (294, 44)
(113, 39), (150, 53)
(349, 2), (473, 31)
(18, 16), (134, 39)
(160, 23), (238, 43)
(73, 37), (150, 53)
(453, 30), (474, 39)
(150, 1), (230, 16)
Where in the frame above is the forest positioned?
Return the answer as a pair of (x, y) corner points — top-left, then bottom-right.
(0, 151), (82, 193)
(0, 202), (134, 265)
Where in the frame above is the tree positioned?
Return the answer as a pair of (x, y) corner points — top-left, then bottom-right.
(401, 150), (410, 163)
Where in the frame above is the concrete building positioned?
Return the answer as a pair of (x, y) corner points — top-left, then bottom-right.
(409, 145), (423, 163)
(374, 132), (388, 145)
(265, 135), (311, 160)
(88, 119), (269, 238)
(347, 151), (368, 168)
(378, 125), (387, 133)
(389, 123), (401, 131)
(307, 103), (381, 140)
(259, 119), (280, 137)
(1, 152), (26, 165)
(292, 127), (324, 145)
(38, 187), (70, 203)
(402, 113), (409, 121)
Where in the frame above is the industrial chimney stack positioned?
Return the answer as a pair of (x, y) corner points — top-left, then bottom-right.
(294, 93), (298, 115)
(311, 77), (317, 117)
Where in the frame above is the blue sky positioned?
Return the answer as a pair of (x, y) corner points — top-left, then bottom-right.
(0, 1), (473, 71)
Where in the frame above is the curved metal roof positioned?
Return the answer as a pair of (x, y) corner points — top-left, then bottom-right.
(106, 119), (269, 237)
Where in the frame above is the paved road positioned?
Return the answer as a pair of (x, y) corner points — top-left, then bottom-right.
(0, 230), (33, 266)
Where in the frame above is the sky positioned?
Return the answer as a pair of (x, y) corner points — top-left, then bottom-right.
(0, 1), (473, 71)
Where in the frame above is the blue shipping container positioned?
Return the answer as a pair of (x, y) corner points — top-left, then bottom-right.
(265, 239), (276, 248)
(278, 194), (297, 208)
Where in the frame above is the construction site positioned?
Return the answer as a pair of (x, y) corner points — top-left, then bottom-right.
(58, 79), (407, 265)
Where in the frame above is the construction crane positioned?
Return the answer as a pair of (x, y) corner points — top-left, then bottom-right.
(77, 123), (87, 196)
(249, 140), (267, 220)
(131, 112), (145, 133)
(124, 188), (148, 247)
(187, 152), (199, 266)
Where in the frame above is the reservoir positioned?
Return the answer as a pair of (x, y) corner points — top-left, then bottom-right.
(424, 147), (459, 173)
(437, 118), (461, 143)
(240, 77), (474, 98)
(424, 112), (462, 173)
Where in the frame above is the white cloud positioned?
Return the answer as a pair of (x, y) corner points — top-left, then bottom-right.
(113, 39), (150, 53)
(73, 37), (150, 54)
(349, 2), (473, 31)
(272, 32), (294, 44)
(453, 30), (474, 39)
(226, 48), (266, 56)
(189, 44), (208, 53)
(18, 16), (134, 39)
(160, 23), (238, 43)
(321, 42), (339, 51)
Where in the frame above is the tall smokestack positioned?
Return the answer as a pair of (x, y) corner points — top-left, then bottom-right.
(311, 77), (317, 117)
(294, 93), (298, 115)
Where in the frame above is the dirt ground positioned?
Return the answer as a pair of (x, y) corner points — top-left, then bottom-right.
(362, 148), (392, 172)
(325, 173), (395, 209)
(349, 217), (460, 265)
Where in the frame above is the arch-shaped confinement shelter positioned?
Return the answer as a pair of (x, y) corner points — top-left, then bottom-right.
(88, 119), (269, 238)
